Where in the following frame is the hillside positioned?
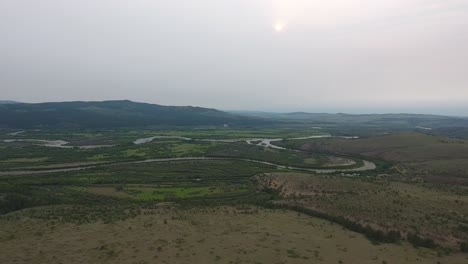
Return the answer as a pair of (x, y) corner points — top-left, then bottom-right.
(0, 100), (18, 104)
(276, 132), (468, 184)
(288, 132), (468, 162)
(3, 101), (468, 130)
(234, 111), (468, 129)
(0, 100), (269, 128)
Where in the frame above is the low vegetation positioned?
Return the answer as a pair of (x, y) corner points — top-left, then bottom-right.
(1, 127), (468, 263)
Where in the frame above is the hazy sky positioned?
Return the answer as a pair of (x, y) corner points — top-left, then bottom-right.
(1, 0), (468, 115)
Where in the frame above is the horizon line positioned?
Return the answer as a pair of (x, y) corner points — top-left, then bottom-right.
(2, 99), (468, 118)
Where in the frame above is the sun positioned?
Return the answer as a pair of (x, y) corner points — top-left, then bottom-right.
(273, 21), (285, 32)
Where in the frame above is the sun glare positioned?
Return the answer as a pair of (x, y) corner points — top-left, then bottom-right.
(273, 21), (285, 32)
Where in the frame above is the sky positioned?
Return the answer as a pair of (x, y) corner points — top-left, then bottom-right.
(1, 0), (468, 115)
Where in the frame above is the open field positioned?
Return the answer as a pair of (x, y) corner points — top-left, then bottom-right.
(256, 172), (468, 249)
(0, 128), (361, 171)
(0, 127), (324, 144)
(2, 206), (467, 264)
(0, 159), (277, 217)
(276, 132), (468, 184)
(72, 184), (250, 200)
(1, 128), (468, 262)
(276, 132), (468, 162)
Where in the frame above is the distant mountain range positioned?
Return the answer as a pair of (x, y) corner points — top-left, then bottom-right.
(0, 100), (270, 128)
(233, 111), (468, 129)
(0, 100), (19, 104)
(1, 100), (467, 130)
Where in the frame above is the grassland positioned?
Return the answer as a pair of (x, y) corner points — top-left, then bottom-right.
(2, 128), (468, 262)
(277, 132), (468, 162)
(71, 184), (250, 200)
(277, 132), (468, 183)
(256, 172), (468, 250)
(0, 127), (324, 144)
(0, 128), (359, 171)
(0, 159), (277, 217)
(2, 207), (467, 264)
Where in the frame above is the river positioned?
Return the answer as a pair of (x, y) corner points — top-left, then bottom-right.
(0, 157), (375, 176)
(0, 134), (374, 176)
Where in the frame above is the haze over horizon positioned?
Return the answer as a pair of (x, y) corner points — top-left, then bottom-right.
(2, 0), (468, 115)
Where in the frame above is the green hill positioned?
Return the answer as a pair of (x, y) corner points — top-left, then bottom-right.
(0, 100), (19, 104)
(0, 100), (270, 128)
(234, 111), (468, 129)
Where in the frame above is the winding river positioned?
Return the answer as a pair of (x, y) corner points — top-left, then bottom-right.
(133, 134), (358, 150)
(2, 139), (114, 149)
(0, 134), (375, 176)
(0, 157), (376, 177)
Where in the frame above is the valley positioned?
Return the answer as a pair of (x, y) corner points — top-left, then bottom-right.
(1, 125), (468, 263)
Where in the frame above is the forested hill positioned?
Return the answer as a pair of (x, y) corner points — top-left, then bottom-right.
(0, 100), (18, 104)
(0, 100), (270, 128)
(233, 111), (468, 129)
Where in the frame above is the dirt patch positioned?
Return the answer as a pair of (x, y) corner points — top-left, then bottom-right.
(323, 156), (356, 167)
(85, 186), (134, 199)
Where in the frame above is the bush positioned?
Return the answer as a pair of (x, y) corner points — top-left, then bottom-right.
(407, 232), (436, 249)
(460, 241), (468, 252)
(263, 203), (402, 244)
